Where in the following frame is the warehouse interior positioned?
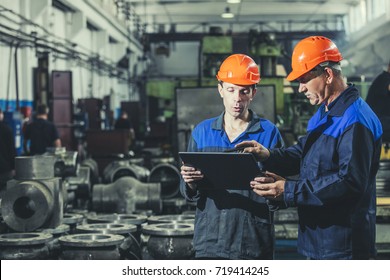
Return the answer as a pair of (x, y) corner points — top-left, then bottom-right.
(0, 0), (389, 260)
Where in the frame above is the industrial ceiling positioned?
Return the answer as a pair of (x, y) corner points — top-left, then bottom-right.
(125, 0), (358, 33)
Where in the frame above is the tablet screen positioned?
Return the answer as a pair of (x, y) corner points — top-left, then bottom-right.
(179, 152), (264, 190)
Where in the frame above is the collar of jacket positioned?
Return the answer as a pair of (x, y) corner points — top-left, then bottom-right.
(322, 83), (359, 117)
(211, 109), (263, 133)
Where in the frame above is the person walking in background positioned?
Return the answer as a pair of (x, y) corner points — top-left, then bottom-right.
(114, 110), (136, 149)
(180, 54), (284, 259)
(23, 104), (61, 155)
(0, 108), (16, 191)
(236, 36), (383, 259)
(365, 60), (390, 142)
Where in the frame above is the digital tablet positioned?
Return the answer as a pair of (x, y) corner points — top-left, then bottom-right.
(179, 152), (264, 190)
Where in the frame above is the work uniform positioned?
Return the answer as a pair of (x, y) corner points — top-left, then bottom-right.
(180, 110), (283, 259)
(0, 121), (15, 187)
(24, 118), (60, 155)
(265, 85), (382, 259)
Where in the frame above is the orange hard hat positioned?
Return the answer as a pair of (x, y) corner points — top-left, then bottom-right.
(216, 54), (260, 85)
(286, 36), (343, 81)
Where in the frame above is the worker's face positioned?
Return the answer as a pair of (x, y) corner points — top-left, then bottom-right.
(297, 67), (330, 106)
(218, 82), (256, 118)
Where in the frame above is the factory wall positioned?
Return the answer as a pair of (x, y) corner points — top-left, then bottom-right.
(0, 0), (144, 113)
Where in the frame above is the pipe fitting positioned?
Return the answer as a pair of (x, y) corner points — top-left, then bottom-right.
(92, 176), (162, 214)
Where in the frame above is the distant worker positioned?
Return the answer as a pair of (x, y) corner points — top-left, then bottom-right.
(0, 108), (16, 189)
(114, 111), (135, 142)
(23, 104), (61, 155)
(365, 60), (390, 142)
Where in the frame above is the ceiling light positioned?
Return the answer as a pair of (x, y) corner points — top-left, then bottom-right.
(221, 7), (234, 19)
(227, 0), (241, 4)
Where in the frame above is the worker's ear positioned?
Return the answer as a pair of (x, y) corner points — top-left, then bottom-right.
(324, 67), (333, 84)
(218, 83), (224, 98)
(251, 87), (257, 99)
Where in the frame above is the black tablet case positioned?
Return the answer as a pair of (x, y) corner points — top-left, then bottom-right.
(179, 152), (264, 190)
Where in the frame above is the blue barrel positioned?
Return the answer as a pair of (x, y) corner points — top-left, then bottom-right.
(4, 111), (23, 155)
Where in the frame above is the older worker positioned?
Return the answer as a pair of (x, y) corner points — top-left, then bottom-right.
(237, 36), (383, 260)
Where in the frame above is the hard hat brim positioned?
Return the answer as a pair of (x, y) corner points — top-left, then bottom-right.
(216, 75), (260, 85)
(286, 70), (304, 82)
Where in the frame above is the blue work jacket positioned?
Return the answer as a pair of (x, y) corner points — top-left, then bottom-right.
(180, 110), (284, 259)
(265, 85), (383, 259)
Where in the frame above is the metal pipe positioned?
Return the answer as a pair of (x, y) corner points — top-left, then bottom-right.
(14, 42), (20, 111)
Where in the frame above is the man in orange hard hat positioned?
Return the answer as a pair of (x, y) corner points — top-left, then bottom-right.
(180, 54), (284, 259)
(237, 36), (383, 259)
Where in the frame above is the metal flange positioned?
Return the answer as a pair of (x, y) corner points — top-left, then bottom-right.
(76, 223), (137, 235)
(142, 223), (194, 236)
(147, 214), (195, 224)
(59, 233), (124, 247)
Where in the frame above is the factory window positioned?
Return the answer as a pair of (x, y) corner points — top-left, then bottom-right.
(348, 0), (387, 33)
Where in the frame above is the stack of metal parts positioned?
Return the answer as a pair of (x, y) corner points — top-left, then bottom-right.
(0, 151), (199, 259)
(376, 160), (390, 198)
(376, 159), (390, 258)
(273, 208), (302, 259)
(141, 214), (195, 260)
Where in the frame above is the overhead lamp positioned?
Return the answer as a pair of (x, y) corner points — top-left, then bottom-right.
(221, 7), (234, 19)
(227, 0), (241, 4)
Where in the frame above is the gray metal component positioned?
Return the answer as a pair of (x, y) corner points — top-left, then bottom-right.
(2, 178), (63, 232)
(59, 233), (124, 247)
(38, 223), (70, 235)
(92, 176), (162, 214)
(64, 166), (91, 208)
(59, 233), (124, 260)
(142, 223), (195, 260)
(0, 232), (53, 260)
(80, 158), (100, 185)
(103, 160), (150, 183)
(150, 157), (176, 166)
(3, 156), (63, 232)
(44, 148), (78, 178)
(142, 223), (194, 236)
(147, 214), (195, 225)
(376, 224), (390, 255)
(0, 232), (53, 245)
(14, 156), (55, 180)
(87, 213), (148, 226)
(275, 224), (299, 239)
(274, 208), (299, 223)
(77, 223), (137, 235)
(148, 163), (181, 198)
(176, 86), (276, 152)
(65, 167), (90, 188)
(76, 223), (141, 260)
(37, 224), (70, 259)
(63, 213), (84, 225)
(376, 160), (390, 197)
(63, 213), (84, 233)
